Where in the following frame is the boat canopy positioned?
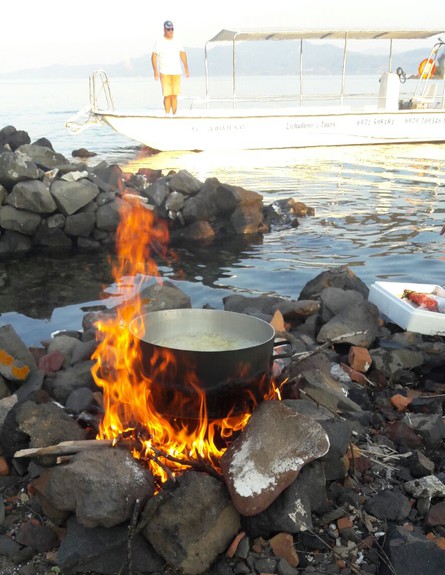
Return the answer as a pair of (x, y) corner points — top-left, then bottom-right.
(207, 29), (445, 43)
(203, 28), (445, 101)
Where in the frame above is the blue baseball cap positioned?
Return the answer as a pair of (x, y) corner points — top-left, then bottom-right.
(164, 21), (174, 30)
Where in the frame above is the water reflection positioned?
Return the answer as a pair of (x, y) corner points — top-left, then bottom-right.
(1, 143), (444, 345)
(167, 235), (264, 288)
(0, 251), (114, 319)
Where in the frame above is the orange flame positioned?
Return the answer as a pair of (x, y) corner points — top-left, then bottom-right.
(92, 198), (280, 484)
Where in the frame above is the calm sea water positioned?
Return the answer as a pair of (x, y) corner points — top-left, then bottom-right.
(1, 75), (445, 345)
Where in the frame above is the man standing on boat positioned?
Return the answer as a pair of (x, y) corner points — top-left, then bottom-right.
(151, 20), (189, 115)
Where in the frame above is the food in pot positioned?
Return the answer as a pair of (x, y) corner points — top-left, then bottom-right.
(150, 332), (258, 351)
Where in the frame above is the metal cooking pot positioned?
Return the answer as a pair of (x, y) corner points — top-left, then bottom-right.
(129, 309), (293, 419)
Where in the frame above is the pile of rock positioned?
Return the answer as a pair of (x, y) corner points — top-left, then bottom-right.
(0, 266), (444, 575)
(0, 125), (311, 258)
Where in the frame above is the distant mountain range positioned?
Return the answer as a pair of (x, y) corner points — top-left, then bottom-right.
(1, 42), (440, 79)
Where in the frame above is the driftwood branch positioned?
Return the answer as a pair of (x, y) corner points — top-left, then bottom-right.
(13, 439), (125, 458)
(127, 498), (142, 575)
(14, 438), (222, 479)
(288, 330), (367, 364)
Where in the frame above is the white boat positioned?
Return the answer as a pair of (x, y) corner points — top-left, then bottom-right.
(66, 28), (445, 152)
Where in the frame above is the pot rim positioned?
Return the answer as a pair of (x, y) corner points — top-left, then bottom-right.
(129, 308), (276, 352)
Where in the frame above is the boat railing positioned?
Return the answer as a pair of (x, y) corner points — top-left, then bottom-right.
(185, 89), (444, 111)
(412, 39), (445, 97)
(89, 70), (115, 112)
(403, 38), (445, 109)
(66, 70), (115, 134)
(186, 93), (360, 110)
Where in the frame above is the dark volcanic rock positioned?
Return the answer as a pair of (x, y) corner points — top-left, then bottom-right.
(142, 471), (240, 575)
(0, 151), (40, 188)
(0, 126), (31, 151)
(15, 519), (59, 552)
(299, 265), (370, 300)
(15, 400), (87, 455)
(33, 448), (155, 528)
(382, 524), (445, 575)
(241, 461), (328, 538)
(364, 488), (412, 521)
(57, 516), (164, 574)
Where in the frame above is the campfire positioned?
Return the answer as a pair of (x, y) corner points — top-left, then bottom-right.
(91, 200), (281, 485)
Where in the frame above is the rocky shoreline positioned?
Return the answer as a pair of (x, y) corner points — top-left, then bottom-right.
(0, 125), (445, 575)
(0, 125), (309, 259)
(0, 262), (444, 575)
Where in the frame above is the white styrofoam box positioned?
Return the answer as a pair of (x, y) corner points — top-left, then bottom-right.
(368, 281), (445, 335)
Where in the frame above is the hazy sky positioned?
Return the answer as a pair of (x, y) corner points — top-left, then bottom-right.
(1, 0), (444, 73)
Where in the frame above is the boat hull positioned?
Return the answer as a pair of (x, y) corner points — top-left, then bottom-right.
(96, 108), (445, 152)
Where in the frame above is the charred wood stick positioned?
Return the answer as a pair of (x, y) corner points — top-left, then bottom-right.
(147, 449), (176, 486)
(147, 444), (222, 480)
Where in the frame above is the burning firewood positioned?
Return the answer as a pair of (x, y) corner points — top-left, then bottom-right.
(13, 438), (222, 480)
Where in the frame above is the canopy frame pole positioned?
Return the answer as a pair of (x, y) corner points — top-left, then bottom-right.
(388, 39), (393, 72)
(232, 37), (237, 101)
(204, 41), (210, 99)
(340, 33), (348, 105)
(299, 39), (303, 105)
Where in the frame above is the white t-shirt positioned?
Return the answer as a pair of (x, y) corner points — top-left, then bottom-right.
(152, 36), (185, 75)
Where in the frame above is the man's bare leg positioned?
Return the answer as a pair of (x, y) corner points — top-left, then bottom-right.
(163, 96), (172, 114)
(171, 95), (178, 115)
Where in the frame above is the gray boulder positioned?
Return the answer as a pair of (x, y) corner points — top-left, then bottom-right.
(0, 230), (32, 255)
(33, 222), (72, 248)
(167, 169), (203, 195)
(0, 205), (42, 235)
(64, 211), (96, 237)
(0, 151), (40, 189)
(35, 448), (154, 528)
(299, 265), (369, 300)
(6, 179), (57, 213)
(17, 144), (68, 170)
(382, 524), (445, 575)
(143, 471), (240, 575)
(50, 179), (99, 215)
(316, 299), (380, 347)
(95, 196), (131, 231)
